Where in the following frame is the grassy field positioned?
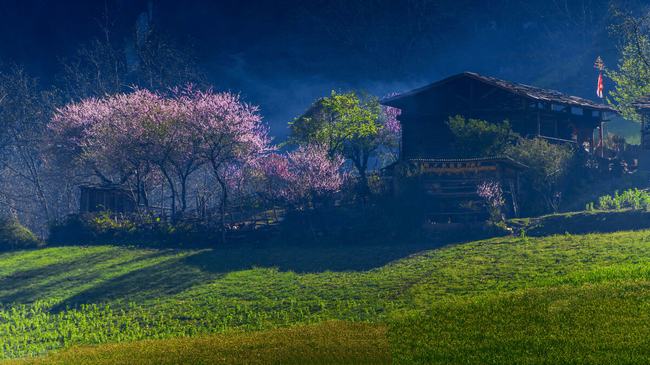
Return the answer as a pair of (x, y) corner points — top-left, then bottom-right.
(5, 321), (390, 365)
(3, 229), (650, 363)
(391, 281), (650, 364)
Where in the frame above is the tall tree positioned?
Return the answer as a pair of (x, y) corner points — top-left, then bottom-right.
(185, 88), (272, 234)
(50, 90), (161, 209)
(0, 66), (59, 226)
(290, 90), (400, 196)
(59, 7), (205, 101)
(506, 138), (574, 213)
(608, 8), (650, 120)
(261, 146), (345, 209)
(51, 87), (272, 227)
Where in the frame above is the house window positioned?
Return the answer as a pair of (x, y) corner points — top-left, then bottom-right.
(551, 104), (565, 112)
(571, 107), (583, 115)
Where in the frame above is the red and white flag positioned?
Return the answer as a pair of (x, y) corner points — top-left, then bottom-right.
(594, 56), (605, 98)
(596, 72), (604, 98)
(596, 72), (603, 99)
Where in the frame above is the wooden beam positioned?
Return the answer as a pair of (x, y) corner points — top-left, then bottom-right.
(478, 87), (499, 100)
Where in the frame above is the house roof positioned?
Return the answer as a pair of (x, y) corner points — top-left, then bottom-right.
(382, 72), (616, 112)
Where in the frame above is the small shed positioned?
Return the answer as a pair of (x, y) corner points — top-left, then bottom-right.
(79, 185), (136, 214)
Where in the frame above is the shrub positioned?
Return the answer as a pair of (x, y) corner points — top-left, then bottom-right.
(446, 116), (580, 215)
(476, 180), (505, 222)
(0, 217), (42, 251)
(506, 138), (575, 214)
(595, 188), (650, 211)
(48, 213), (222, 247)
(447, 115), (519, 157)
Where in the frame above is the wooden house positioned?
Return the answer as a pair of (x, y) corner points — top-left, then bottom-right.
(79, 184), (136, 214)
(382, 72), (616, 222)
(382, 72), (616, 159)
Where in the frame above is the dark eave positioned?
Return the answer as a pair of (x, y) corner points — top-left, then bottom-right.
(407, 156), (528, 170)
(633, 96), (650, 109)
(79, 184), (131, 192)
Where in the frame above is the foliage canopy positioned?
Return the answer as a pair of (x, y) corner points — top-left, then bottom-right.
(447, 115), (520, 157)
(608, 10), (650, 120)
(289, 90), (400, 194)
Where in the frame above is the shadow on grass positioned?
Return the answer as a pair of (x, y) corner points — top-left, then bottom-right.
(0, 250), (174, 306)
(184, 222), (501, 274)
(184, 241), (448, 273)
(50, 254), (215, 311)
(32, 228), (496, 310)
(48, 239), (457, 310)
(56, 242), (437, 303)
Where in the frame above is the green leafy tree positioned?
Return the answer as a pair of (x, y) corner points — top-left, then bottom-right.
(608, 9), (650, 121)
(447, 115), (519, 157)
(289, 90), (399, 195)
(506, 138), (575, 213)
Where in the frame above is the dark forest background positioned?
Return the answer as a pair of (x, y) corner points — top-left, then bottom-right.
(0, 0), (646, 137)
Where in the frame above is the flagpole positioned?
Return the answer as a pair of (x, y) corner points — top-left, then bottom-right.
(595, 56), (605, 158)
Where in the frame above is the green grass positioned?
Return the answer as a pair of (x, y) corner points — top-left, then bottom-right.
(390, 281), (650, 364)
(5, 321), (389, 365)
(3, 230), (650, 362)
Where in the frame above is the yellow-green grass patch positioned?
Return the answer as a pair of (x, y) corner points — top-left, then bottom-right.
(390, 280), (650, 364)
(5, 321), (389, 365)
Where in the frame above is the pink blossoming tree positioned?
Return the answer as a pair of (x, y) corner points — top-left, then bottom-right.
(287, 144), (345, 206)
(260, 145), (345, 209)
(50, 86), (272, 227)
(50, 89), (163, 204)
(176, 87), (272, 229)
(477, 180), (505, 222)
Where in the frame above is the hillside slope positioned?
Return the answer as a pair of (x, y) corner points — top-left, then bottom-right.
(6, 321), (390, 365)
(3, 230), (650, 362)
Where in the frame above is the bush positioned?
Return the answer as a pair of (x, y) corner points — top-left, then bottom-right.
(506, 138), (575, 214)
(595, 188), (650, 211)
(447, 115), (519, 157)
(447, 116), (582, 216)
(0, 217), (42, 251)
(48, 212), (223, 247)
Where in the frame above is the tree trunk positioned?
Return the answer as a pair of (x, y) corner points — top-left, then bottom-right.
(352, 151), (370, 200)
(140, 181), (149, 208)
(180, 174), (188, 215)
(161, 169), (177, 219)
(215, 175), (228, 244)
(21, 147), (50, 222)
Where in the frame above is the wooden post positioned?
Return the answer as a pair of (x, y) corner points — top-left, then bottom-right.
(594, 56), (606, 158)
(600, 116), (604, 158)
(643, 117), (648, 150)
